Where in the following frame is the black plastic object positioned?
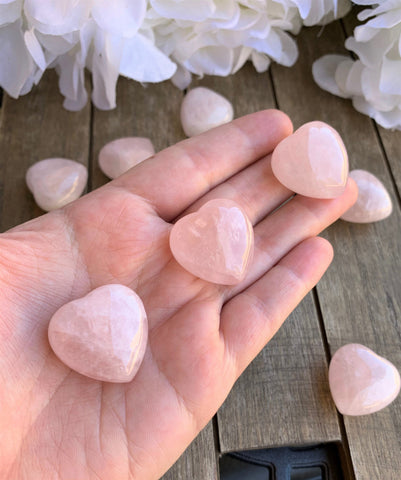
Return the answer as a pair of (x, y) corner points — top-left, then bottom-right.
(220, 443), (345, 480)
(220, 454), (271, 479)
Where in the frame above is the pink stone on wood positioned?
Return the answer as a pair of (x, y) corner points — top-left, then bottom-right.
(341, 170), (392, 223)
(48, 285), (148, 383)
(170, 199), (253, 285)
(98, 137), (155, 179)
(26, 158), (87, 211)
(180, 87), (234, 137)
(271, 121), (348, 198)
(329, 343), (400, 416)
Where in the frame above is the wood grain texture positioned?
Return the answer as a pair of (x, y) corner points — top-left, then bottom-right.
(91, 76), (185, 190)
(271, 18), (401, 479)
(377, 127), (401, 197)
(191, 62), (275, 118)
(163, 422), (218, 480)
(0, 70), (90, 231)
(0, 72), (90, 231)
(200, 65), (342, 452)
(218, 294), (341, 452)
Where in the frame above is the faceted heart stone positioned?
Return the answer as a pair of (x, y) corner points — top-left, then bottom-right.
(271, 121), (348, 198)
(26, 158), (87, 211)
(98, 137), (155, 179)
(180, 87), (234, 137)
(341, 169), (392, 223)
(170, 199), (253, 285)
(329, 343), (400, 416)
(48, 285), (148, 383)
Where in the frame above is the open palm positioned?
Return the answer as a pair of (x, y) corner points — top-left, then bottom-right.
(0, 111), (356, 480)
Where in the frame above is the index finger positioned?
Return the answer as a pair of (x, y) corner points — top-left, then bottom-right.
(113, 109), (293, 221)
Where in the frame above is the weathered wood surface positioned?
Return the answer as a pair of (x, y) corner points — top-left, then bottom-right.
(1, 12), (401, 480)
(0, 71), (90, 232)
(272, 17), (401, 480)
(218, 293), (342, 451)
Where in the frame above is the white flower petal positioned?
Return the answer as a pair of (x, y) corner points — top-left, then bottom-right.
(312, 54), (351, 98)
(251, 50), (271, 72)
(232, 46), (252, 73)
(35, 30), (79, 55)
(150, 0), (216, 21)
(364, 10), (401, 29)
(91, 31), (124, 110)
(290, 0), (312, 20)
(0, 20), (35, 97)
(344, 60), (364, 96)
(0, 0), (22, 26)
(345, 30), (394, 67)
(184, 45), (234, 76)
(120, 33), (177, 82)
(92, 0), (146, 38)
(24, 0), (90, 35)
(170, 62), (192, 89)
(245, 28), (298, 66)
(380, 57), (401, 95)
(354, 24), (380, 42)
(56, 52), (88, 111)
(24, 28), (47, 70)
(334, 57), (353, 94)
(361, 67), (399, 112)
(353, 96), (401, 129)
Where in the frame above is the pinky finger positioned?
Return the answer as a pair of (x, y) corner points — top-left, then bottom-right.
(220, 236), (334, 376)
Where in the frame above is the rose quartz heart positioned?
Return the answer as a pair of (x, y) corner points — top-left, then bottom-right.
(271, 121), (348, 198)
(98, 137), (155, 179)
(341, 169), (392, 223)
(26, 158), (87, 211)
(329, 343), (400, 416)
(170, 199), (254, 285)
(48, 285), (148, 383)
(180, 87), (234, 137)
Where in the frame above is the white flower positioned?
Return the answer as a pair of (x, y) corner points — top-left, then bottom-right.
(0, 0), (350, 111)
(313, 0), (401, 130)
(0, 0), (22, 27)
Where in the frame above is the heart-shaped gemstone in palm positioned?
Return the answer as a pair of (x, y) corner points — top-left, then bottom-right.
(329, 343), (400, 416)
(271, 121), (348, 199)
(170, 199), (254, 285)
(48, 284), (148, 383)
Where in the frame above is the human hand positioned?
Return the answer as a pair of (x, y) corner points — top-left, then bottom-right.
(0, 110), (357, 480)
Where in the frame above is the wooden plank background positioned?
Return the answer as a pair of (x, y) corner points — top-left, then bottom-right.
(0, 10), (400, 480)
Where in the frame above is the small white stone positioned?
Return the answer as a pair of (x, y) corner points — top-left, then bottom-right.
(26, 158), (87, 211)
(180, 87), (234, 137)
(98, 137), (155, 179)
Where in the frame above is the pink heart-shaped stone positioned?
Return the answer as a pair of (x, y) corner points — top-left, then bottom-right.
(170, 199), (254, 285)
(329, 343), (400, 416)
(48, 285), (148, 383)
(271, 121), (348, 198)
(341, 169), (392, 223)
(180, 87), (234, 137)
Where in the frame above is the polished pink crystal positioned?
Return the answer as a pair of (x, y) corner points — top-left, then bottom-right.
(341, 169), (392, 223)
(26, 158), (87, 211)
(98, 137), (155, 179)
(48, 285), (148, 383)
(329, 343), (400, 416)
(180, 87), (234, 137)
(271, 121), (348, 198)
(170, 199), (254, 285)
